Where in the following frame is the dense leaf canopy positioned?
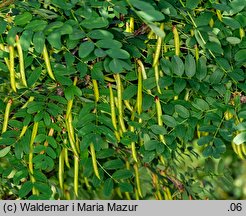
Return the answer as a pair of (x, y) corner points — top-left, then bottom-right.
(0, 0), (246, 200)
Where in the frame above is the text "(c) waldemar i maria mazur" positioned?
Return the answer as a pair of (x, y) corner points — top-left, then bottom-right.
(19, 202), (139, 212)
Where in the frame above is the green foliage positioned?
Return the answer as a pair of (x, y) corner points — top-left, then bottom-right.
(0, 0), (245, 200)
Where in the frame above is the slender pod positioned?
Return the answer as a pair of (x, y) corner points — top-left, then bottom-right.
(114, 74), (127, 132)
(58, 148), (65, 190)
(29, 122), (39, 173)
(114, 96), (119, 109)
(134, 163), (142, 198)
(125, 22), (130, 33)
(104, 76), (115, 83)
(172, 25), (180, 56)
(147, 30), (155, 41)
(84, 177), (91, 191)
(152, 24), (164, 95)
(8, 45), (17, 92)
(163, 187), (172, 200)
(19, 125), (28, 139)
(66, 113), (78, 157)
(153, 23), (164, 67)
(124, 100), (133, 112)
(240, 28), (245, 39)
(129, 17), (134, 33)
(241, 144), (246, 156)
(108, 83), (117, 130)
(128, 61), (144, 162)
(66, 77), (79, 156)
(74, 133), (80, 196)
(18, 96), (35, 139)
(90, 143), (100, 179)
(196, 124), (201, 138)
(216, 9), (222, 21)
(137, 59), (151, 94)
(108, 84), (120, 141)
(2, 99), (12, 134)
(137, 59), (147, 79)
(75, 134), (80, 153)
(126, 17), (134, 33)
(125, 192), (131, 200)
(92, 79), (99, 103)
(29, 121), (39, 194)
(21, 96), (35, 109)
(130, 124), (138, 162)
(136, 62), (143, 115)
(67, 113), (75, 144)
(209, 18), (214, 28)
(135, 188), (139, 200)
(131, 141), (138, 163)
(155, 96), (166, 144)
(154, 65), (162, 94)
(236, 144), (244, 160)
(66, 77), (78, 119)
(42, 44), (56, 80)
(116, 187), (123, 199)
(156, 190), (163, 200)
(64, 146), (70, 168)
(155, 97), (163, 126)
(74, 154), (79, 196)
(194, 44), (199, 63)
(231, 142), (238, 155)
(184, 89), (190, 101)
(66, 100), (73, 120)
(16, 35), (27, 87)
(152, 174), (162, 200)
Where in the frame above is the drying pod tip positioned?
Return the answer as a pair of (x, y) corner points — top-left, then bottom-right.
(107, 82), (111, 88)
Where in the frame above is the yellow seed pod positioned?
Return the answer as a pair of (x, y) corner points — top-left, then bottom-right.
(236, 144), (245, 160)
(190, 29), (194, 37)
(209, 18), (214, 28)
(231, 141), (238, 154)
(16, 35), (27, 87)
(172, 25), (180, 56)
(241, 144), (246, 155)
(2, 99), (13, 134)
(163, 187), (172, 200)
(232, 142), (245, 160)
(196, 124), (201, 138)
(58, 149), (65, 190)
(90, 143), (100, 179)
(216, 10), (223, 22)
(42, 44), (56, 81)
(239, 28), (245, 39)
(8, 45), (17, 92)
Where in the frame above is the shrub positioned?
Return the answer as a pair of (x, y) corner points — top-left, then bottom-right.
(0, 0), (245, 200)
